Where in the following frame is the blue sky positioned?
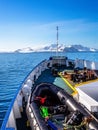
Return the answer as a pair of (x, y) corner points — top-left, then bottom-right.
(0, 0), (98, 51)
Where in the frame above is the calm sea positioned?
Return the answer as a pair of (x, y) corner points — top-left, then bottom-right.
(0, 52), (98, 127)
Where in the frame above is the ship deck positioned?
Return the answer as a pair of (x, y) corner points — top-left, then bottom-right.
(16, 68), (76, 130)
(16, 107), (31, 130)
(59, 68), (98, 114)
(16, 68), (98, 130)
(35, 68), (75, 95)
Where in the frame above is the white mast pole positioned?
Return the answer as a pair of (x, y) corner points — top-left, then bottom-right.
(56, 26), (58, 56)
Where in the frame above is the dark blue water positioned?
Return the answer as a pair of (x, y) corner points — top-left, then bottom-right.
(0, 52), (98, 127)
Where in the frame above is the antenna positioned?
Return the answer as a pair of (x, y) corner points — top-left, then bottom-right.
(56, 26), (58, 56)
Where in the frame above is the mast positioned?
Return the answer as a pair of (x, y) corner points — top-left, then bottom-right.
(56, 26), (58, 56)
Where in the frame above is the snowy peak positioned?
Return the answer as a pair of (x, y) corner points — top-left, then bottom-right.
(42, 44), (65, 51)
(63, 45), (98, 52)
(14, 47), (34, 53)
(14, 44), (98, 53)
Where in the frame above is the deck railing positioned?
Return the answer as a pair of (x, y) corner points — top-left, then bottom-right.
(1, 59), (49, 130)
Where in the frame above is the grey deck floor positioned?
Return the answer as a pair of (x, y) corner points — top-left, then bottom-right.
(35, 69), (74, 95)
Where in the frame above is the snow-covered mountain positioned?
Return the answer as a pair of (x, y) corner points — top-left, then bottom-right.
(63, 45), (98, 52)
(42, 44), (65, 51)
(14, 44), (65, 53)
(14, 44), (98, 53)
(14, 47), (34, 53)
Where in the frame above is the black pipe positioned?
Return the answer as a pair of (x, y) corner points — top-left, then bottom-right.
(57, 90), (98, 129)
